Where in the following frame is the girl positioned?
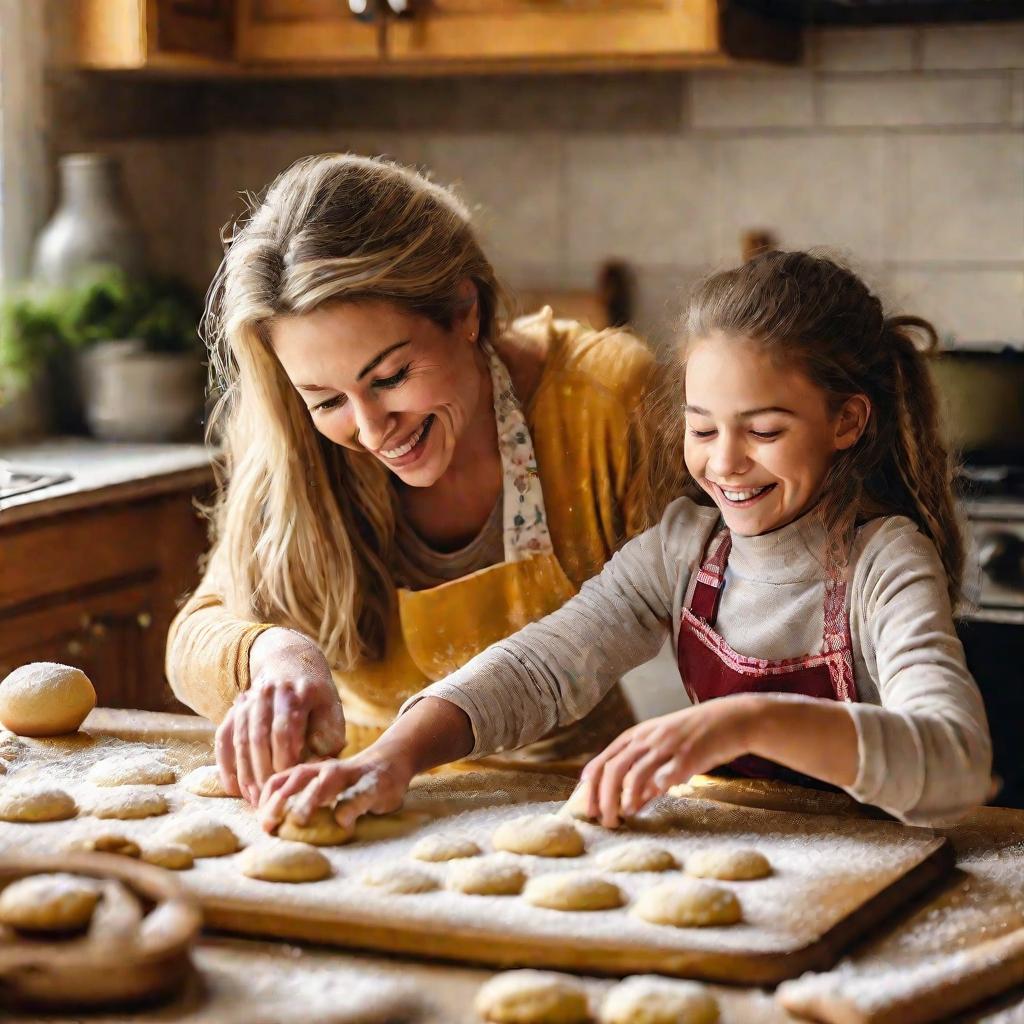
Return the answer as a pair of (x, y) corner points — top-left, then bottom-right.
(259, 250), (993, 832)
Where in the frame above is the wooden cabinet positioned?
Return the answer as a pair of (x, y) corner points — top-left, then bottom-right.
(72, 0), (798, 73)
(73, 0), (234, 71)
(387, 0), (796, 69)
(236, 0), (379, 65)
(0, 488), (210, 712)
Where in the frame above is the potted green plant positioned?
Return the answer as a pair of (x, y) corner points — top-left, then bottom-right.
(0, 267), (206, 443)
(0, 291), (63, 439)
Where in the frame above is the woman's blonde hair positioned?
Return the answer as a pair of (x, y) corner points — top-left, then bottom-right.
(646, 250), (964, 601)
(203, 153), (508, 668)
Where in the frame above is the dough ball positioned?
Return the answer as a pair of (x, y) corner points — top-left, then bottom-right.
(90, 789), (168, 820)
(559, 784), (597, 823)
(158, 816), (240, 858)
(523, 872), (624, 912)
(352, 809), (430, 842)
(595, 842), (678, 874)
(67, 832), (140, 858)
(88, 755), (176, 787)
(475, 970), (590, 1024)
(492, 815), (584, 858)
(411, 834), (481, 862)
(685, 847), (771, 881)
(277, 807), (354, 847)
(182, 764), (233, 798)
(0, 873), (100, 932)
(447, 856), (526, 896)
(238, 840), (332, 883)
(0, 662), (96, 737)
(0, 785), (77, 822)
(361, 863), (438, 894)
(600, 976), (719, 1024)
(632, 880), (741, 928)
(141, 843), (194, 870)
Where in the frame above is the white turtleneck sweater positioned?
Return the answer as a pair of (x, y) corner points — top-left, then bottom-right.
(402, 497), (992, 826)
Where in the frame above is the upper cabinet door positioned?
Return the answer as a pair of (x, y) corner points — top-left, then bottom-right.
(73, 0), (234, 69)
(236, 0), (381, 65)
(386, 0), (798, 69)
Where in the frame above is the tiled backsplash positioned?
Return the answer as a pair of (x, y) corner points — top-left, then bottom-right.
(49, 23), (1024, 351)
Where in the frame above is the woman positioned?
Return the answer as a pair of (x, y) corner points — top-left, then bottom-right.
(166, 153), (668, 806)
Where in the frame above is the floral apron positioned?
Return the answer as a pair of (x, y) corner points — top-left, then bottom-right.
(676, 527), (858, 785)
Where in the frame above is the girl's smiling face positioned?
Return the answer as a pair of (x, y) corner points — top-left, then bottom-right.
(683, 333), (869, 536)
(270, 297), (485, 489)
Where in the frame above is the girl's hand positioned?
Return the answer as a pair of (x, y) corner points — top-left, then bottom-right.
(258, 751), (412, 835)
(579, 695), (760, 828)
(215, 627), (345, 806)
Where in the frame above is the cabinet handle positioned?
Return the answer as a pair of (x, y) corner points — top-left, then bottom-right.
(136, 611), (152, 630)
(67, 639), (84, 657)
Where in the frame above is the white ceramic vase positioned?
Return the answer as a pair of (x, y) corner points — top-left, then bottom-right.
(32, 153), (147, 286)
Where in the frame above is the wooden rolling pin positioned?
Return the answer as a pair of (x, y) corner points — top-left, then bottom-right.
(777, 926), (1024, 1024)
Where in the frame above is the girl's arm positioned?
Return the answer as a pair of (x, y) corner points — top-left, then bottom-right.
(581, 693), (858, 828)
(259, 696), (473, 832)
(843, 519), (992, 824)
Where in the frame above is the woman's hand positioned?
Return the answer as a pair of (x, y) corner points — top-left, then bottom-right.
(258, 750), (413, 835)
(215, 627), (346, 806)
(579, 695), (761, 828)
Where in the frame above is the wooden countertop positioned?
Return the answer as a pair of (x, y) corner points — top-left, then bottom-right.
(41, 711), (1024, 1022)
(0, 437), (214, 526)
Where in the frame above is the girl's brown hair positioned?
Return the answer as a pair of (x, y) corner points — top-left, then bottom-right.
(646, 249), (964, 601)
(202, 154), (509, 669)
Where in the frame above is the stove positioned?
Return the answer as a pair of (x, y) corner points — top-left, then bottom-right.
(956, 464), (1024, 808)
(958, 465), (1024, 625)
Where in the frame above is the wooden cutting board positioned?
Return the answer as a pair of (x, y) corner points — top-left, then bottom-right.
(0, 722), (952, 985)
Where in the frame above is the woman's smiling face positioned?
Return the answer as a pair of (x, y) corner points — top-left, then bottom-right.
(683, 333), (867, 536)
(270, 298), (485, 489)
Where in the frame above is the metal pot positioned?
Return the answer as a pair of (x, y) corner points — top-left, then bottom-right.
(929, 348), (1024, 464)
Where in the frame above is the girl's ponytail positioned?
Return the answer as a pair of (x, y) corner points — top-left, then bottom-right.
(883, 316), (964, 603)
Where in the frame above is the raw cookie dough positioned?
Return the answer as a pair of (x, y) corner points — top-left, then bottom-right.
(475, 970), (590, 1024)
(0, 786), (77, 822)
(141, 843), (194, 870)
(0, 873), (100, 932)
(158, 816), (240, 858)
(685, 847), (771, 881)
(411, 834), (481, 862)
(600, 976), (719, 1024)
(67, 832), (141, 858)
(0, 662), (96, 737)
(523, 872), (624, 912)
(239, 840), (332, 883)
(596, 842), (678, 873)
(277, 807), (354, 847)
(632, 880), (741, 928)
(447, 856), (526, 896)
(361, 863), (438, 894)
(353, 809), (430, 842)
(88, 755), (176, 787)
(90, 789), (169, 820)
(492, 815), (584, 858)
(182, 765), (233, 798)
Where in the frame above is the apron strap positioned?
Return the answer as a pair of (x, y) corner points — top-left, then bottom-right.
(482, 340), (555, 564)
(689, 528), (731, 624)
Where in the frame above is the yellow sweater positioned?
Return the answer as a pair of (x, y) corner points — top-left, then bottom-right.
(165, 310), (657, 755)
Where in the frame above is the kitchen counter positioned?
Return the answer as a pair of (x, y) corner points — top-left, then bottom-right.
(0, 437), (214, 526)
(17, 708), (1021, 1024)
